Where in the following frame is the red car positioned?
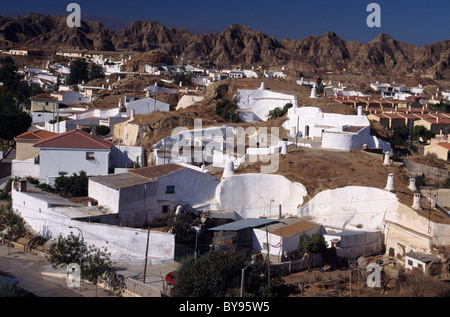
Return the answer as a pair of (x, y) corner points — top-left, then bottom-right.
(165, 272), (176, 285)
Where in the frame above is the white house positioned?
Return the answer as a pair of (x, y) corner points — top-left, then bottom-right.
(50, 90), (92, 105)
(404, 251), (441, 275)
(253, 218), (325, 262)
(323, 230), (384, 258)
(125, 97), (170, 116)
(237, 82), (297, 121)
(88, 163), (220, 227)
(34, 129), (113, 184)
(283, 106), (392, 152)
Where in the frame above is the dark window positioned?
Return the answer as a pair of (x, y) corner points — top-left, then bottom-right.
(166, 186), (175, 194)
(162, 205), (170, 213)
(86, 152), (95, 160)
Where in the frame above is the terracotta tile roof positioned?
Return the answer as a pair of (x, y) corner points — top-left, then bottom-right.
(129, 164), (185, 180)
(438, 143), (450, 151)
(34, 129), (112, 150)
(30, 93), (58, 101)
(15, 130), (58, 141)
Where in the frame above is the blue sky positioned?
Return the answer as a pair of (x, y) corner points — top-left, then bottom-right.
(2, 0), (449, 47)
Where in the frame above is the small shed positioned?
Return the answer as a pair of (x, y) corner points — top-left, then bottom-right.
(253, 218), (325, 263)
(405, 251), (441, 275)
(209, 218), (278, 252)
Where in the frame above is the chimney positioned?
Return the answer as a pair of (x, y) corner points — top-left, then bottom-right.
(130, 109), (135, 121)
(260, 82), (266, 90)
(222, 158), (235, 179)
(412, 193), (422, 210)
(383, 151), (391, 166)
(278, 204), (282, 219)
(385, 173), (395, 192)
(357, 106), (363, 116)
(408, 177), (418, 192)
(281, 140), (288, 154)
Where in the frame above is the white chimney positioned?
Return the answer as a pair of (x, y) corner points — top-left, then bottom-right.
(385, 173), (395, 192)
(357, 106), (363, 116)
(260, 82), (266, 90)
(310, 85), (317, 99)
(222, 158), (235, 179)
(130, 109), (135, 121)
(281, 140), (288, 154)
(408, 177), (418, 192)
(383, 151), (391, 166)
(412, 193), (422, 210)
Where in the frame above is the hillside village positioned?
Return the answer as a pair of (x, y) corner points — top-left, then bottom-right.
(1, 43), (450, 297)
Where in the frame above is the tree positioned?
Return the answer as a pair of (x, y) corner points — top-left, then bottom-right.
(412, 125), (435, 142)
(95, 125), (110, 136)
(172, 251), (283, 297)
(173, 72), (192, 87)
(54, 171), (89, 198)
(68, 59), (89, 84)
(83, 244), (112, 296)
(316, 76), (324, 94)
(89, 64), (105, 80)
(0, 111), (32, 140)
(47, 232), (87, 269)
(0, 57), (20, 91)
(216, 99), (240, 123)
(0, 202), (27, 243)
(48, 232), (112, 295)
(297, 233), (327, 259)
(267, 103), (293, 120)
(166, 212), (196, 244)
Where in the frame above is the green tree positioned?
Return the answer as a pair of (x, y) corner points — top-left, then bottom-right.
(173, 72), (192, 87)
(267, 103), (293, 120)
(95, 125), (110, 136)
(48, 232), (112, 294)
(316, 76), (324, 94)
(54, 171), (89, 198)
(0, 202), (27, 243)
(68, 59), (89, 84)
(412, 125), (435, 142)
(297, 233), (327, 258)
(172, 251), (282, 297)
(89, 64), (105, 80)
(215, 99), (240, 123)
(47, 232), (87, 269)
(166, 212), (196, 245)
(0, 111), (32, 140)
(83, 244), (112, 296)
(0, 57), (20, 91)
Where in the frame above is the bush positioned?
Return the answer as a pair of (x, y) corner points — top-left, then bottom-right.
(216, 99), (240, 123)
(95, 125), (110, 136)
(267, 103), (292, 120)
(54, 171), (88, 198)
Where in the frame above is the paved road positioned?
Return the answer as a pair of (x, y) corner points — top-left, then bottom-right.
(0, 244), (119, 297)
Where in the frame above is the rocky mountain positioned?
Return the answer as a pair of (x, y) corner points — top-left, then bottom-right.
(1, 13), (448, 78)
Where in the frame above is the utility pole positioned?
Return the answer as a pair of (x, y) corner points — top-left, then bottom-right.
(266, 225), (270, 289)
(143, 226), (150, 283)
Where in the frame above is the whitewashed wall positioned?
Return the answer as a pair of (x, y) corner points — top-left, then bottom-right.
(11, 159), (40, 179)
(12, 188), (174, 264)
(39, 148), (110, 184)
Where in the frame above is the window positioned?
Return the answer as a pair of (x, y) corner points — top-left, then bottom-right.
(408, 260), (413, 266)
(162, 205), (170, 213)
(86, 152), (95, 160)
(58, 172), (68, 176)
(166, 186), (175, 194)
